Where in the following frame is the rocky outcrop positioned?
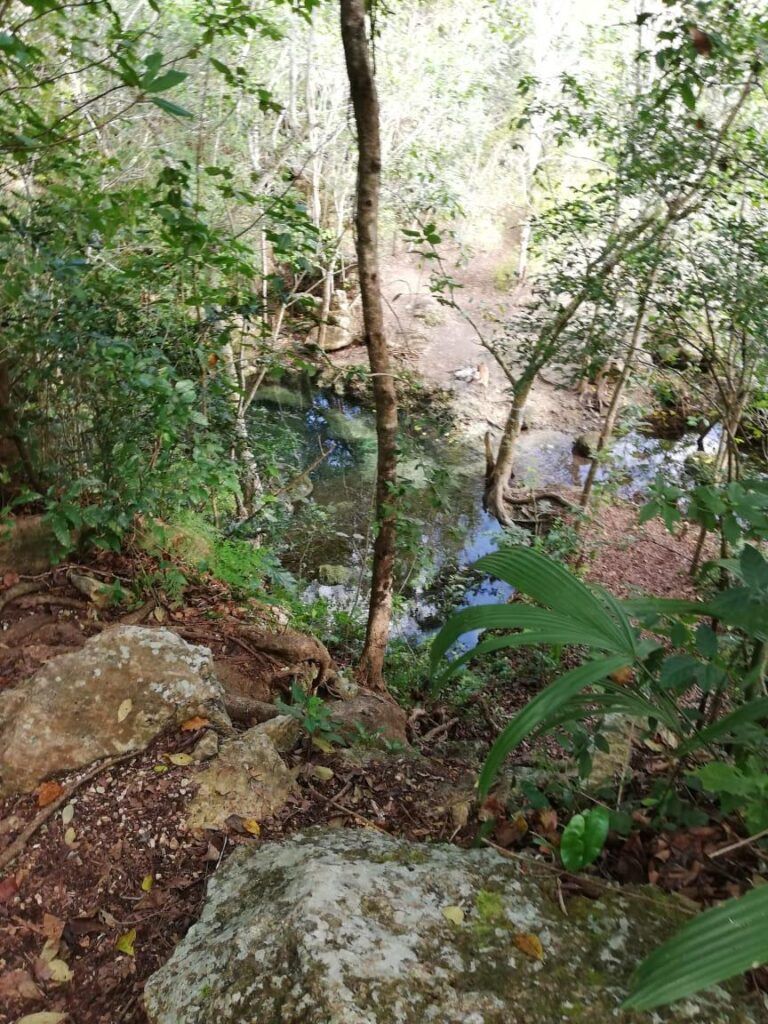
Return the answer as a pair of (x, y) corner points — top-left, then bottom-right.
(0, 515), (64, 573)
(0, 626), (228, 797)
(185, 725), (296, 832)
(144, 828), (759, 1024)
(329, 691), (409, 745)
(573, 431), (601, 458)
(318, 289), (358, 352)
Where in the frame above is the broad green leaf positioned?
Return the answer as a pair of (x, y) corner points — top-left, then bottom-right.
(145, 69), (188, 94)
(429, 604), (623, 678)
(625, 886), (768, 1010)
(679, 699), (768, 755)
(150, 96), (193, 118)
(694, 762), (751, 796)
(474, 549), (631, 651)
(478, 655), (628, 797)
(680, 81), (696, 110)
(560, 806), (610, 871)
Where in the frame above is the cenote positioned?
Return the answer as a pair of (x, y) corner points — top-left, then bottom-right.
(249, 380), (723, 642)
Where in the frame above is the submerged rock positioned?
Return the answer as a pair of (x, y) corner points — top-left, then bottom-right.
(573, 431), (601, 458)
(317, 562), (354, 586)
(0, 626), (228, 797)
(143, 828), (759, 1024)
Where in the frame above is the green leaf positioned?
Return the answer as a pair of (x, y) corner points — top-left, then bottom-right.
(474, 549), (632, 651)
(478, 655), (628, 797)
(560, 806), (610, 871)
(680, 81), (696, 110)
(150, 96), (193, 118)
(429, 604), (624, 679)
(694, 762), (751, 796)
(678, 699), (768, 755)
(145, 69), (188, 94)
(625, 886), (768, 1010)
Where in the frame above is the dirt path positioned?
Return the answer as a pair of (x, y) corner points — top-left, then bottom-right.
(334, 247), (599, 488)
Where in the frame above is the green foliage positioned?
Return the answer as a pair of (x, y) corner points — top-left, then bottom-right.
(692, 758), (768, 834)
(559, 807), (610, 872)
(625, 886), (768, 1011)
(276, 681), (344, 747)
(432, 539), (768, 1007)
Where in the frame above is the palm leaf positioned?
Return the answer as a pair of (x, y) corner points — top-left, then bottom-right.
(624, 885), (768, 1010)
(623, 596), (709, 619)
(475, 549), (631, 650)
(429, 604), (624, 677)
(477, 654), (628, 797)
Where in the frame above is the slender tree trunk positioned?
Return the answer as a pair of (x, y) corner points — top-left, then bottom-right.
(580, 265), (658, 508)
(484, 377), (534, 525)
(340, 0), (398, 692)
(221, 341), (263, 516)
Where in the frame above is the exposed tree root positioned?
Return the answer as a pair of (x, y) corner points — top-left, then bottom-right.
(232, 623), (336, 686)
(222, 694), (280, 727)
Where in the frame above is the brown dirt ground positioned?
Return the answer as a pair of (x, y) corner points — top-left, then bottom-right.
(0, 507), (760, 1024)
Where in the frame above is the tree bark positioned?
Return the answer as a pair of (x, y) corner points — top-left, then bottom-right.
(484, 377), (533, 526)
(580, 262), (659, 509)
(340, 0), (398, 692)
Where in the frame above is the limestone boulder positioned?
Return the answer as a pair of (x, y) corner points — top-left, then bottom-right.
(144, 828), (759, 1024)
(249, 713), (302, 753)
(329, 691), (409, 745)
(0, 626), (228, 797)
(185, 726), (296, 832)
(573, 431), (601, 458)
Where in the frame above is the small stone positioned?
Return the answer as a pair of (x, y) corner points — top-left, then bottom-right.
(185, 730), (295, 832)
(250, 715), (301, 753)
(192, 731), (220, 762)
(573, 431), (601, 458)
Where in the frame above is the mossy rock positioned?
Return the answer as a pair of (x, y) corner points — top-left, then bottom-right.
(317, 563), (353, 586)
(0, 515), (63, 573)
(144, 828), (761, 1024)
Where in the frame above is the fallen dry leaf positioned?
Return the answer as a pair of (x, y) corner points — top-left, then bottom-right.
(441, 905), (465, 926)
(141, 873), (154, 892)
(63, 826), (76, 846)
(42, 913), (65, 944)
(117, 698), (132, 723)
(0, 875), (18, 902)
(115, 928), (136, 956)
(242, 819), (261, 837)
(39, 937), (59, 964)
(36, 780), (64, 808)
(311, 736), (334, 754)
(61, 804), (74, 826)
(3, 571), (20, 587)
(181, 715), (210, 732)
(514, 932), (544, 960)
(0, 968), (43, 1002)
(16, 1014), (69, 1024)
(312, 766), (335, 782)
(43, 958), (73, 984)
(166, 753), (193, 767)
(495, 813), (528, 848)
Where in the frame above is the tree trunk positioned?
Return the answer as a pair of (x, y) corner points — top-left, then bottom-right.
(484, 378), (533, 526)
(221, 341), (263, 516)
(340, 0), (398, 692)
(580, 265), (658, 509)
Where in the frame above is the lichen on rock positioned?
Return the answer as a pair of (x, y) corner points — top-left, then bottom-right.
(0, 625), (229, 797)
(143, 828), (761, 1024)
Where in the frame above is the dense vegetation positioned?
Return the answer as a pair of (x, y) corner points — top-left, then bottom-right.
(1, 0), (767, 1016)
